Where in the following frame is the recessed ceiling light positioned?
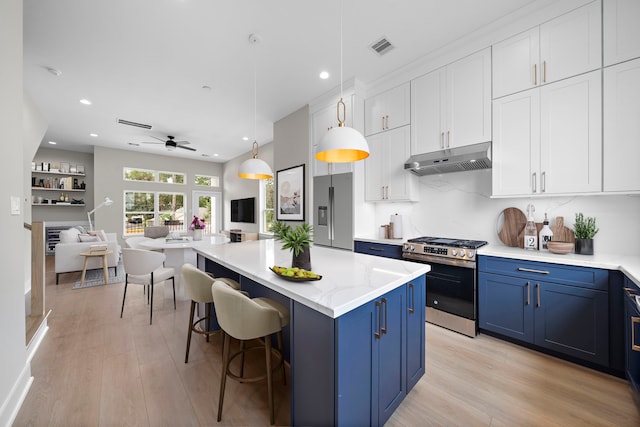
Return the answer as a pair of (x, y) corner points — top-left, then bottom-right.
(242, 136), (249, 141)
(128, 142), (140, 146)
(80, 99), (92, 105)
(319, 71), (330, 80)
(89, 133), (98, 137)
(213, 153), (219, 157)
(48, 141), (57, 145)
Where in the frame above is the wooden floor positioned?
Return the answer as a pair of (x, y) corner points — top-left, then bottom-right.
(14, 258), (640, 426)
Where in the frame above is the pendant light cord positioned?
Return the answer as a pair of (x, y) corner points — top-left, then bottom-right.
(340, 0), (343, 99)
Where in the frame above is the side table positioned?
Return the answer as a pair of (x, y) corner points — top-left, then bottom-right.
(79, 250), (114, 286)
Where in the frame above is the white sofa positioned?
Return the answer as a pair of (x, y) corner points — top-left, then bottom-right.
(54, 228), (121, 284)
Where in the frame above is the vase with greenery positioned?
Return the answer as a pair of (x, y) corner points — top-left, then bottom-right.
(272, 221), (313, 270)
(573, 213), (598, 255)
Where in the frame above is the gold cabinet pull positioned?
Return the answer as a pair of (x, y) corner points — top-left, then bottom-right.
(385, 115), (389, 130)
(532, 172), (537, 193)
(541, 171), (546, 193)
(534, 64), (538, 85)
(375, 301), (382, 339)
(447, 130), (451, 148)
(543, 61), (547, 82)
(381, 116), (385, 131)
(632, 317), (640, 352)
(409, 283), (415, 314)
(381, 297), (388, 335)
(536, 283), (541, 308)
(526, 281), (530, 306)
(440, 132), (445, 149)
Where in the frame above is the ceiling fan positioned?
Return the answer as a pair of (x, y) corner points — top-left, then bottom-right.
(141, 135), (196, 152)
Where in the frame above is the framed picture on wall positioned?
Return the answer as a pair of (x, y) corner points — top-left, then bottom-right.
(276, 164), (305, 221)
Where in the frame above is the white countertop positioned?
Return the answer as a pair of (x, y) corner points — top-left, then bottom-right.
(354, 236), (640, 289)
(139, 234), (229, 250)
(194, 239), (429, 318)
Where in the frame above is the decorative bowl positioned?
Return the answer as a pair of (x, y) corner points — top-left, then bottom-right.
(547, 241), (573, 254)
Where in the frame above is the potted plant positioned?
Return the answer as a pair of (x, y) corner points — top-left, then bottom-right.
(572, 213), (598, 255)
(189, 216), (205, 240)
(272, 221), (313, 270)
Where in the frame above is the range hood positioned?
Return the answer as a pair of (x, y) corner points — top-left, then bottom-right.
(404, 141), (492, 176)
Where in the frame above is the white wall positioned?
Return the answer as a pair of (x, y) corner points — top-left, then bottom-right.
(367, 169), (640, 256)
(1, 0), (32, 425)
(94, 146), (224, 243)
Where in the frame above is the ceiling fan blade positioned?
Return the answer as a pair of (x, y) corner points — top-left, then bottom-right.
(177, 144), (196, 151)
(140, 141), (164, 144)
(174, 140), (190, 145)
(150, 135), (166, 142)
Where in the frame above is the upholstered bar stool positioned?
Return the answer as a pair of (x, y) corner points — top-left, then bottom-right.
(211, 280), (290, 425)
(182, 264), (241, 363)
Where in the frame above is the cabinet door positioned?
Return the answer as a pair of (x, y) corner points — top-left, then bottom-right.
(534, 281), (609, 366)
(377, 285), (406, 426)
(411, 68), (445, 154)
(540, 70), (602, 194)
(604, 0), (640, 66)
(539, 1), (601, 84)
(365, 83), (410, 136)
(604, 58), (640, 192)
(406, 275), (426, 392)
(478, 272), (534, 343)
(364, 133), (385, 201)
(446, 47), (492, 148)
(384, 126), (413, 201)
(493, 27), (539, 98)
(492, 89), (540, 197)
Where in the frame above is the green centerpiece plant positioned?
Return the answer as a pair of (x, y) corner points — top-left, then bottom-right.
(272, 221), (313, 270)
(573, 213), (598, 255)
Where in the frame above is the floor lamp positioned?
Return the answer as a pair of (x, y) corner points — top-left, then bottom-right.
(88, 196), (113, 231)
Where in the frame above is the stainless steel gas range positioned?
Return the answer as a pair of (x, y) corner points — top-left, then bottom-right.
(402, 237), (487, 337)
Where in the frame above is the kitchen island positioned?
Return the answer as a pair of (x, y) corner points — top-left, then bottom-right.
(194, 239), (429, 426)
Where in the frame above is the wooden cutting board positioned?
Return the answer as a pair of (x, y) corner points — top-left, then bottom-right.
(497, 207), (527, 248)
(551, 216), (575, 243)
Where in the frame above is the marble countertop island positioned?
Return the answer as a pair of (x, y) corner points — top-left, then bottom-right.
(194, 239), (430, 318)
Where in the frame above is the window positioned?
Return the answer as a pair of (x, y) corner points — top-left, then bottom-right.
(124, 168), (154, 182)
(158, 171), (185, 184)
(261, 177), (275, 233)
(124, 191), (186, 235)
(194, 174), (220, 187)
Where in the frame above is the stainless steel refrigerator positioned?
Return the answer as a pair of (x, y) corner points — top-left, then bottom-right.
(313, 172), (353, 250)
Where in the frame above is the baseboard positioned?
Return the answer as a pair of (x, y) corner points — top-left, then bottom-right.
(27, 315), (49, 363)
(0, 363), (33, 427)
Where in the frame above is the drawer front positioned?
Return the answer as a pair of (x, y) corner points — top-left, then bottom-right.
(354, 241), (403, 260)
(478, 255), (608, 290)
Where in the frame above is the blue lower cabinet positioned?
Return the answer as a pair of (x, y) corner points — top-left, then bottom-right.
(478, 256), (609, 367)
(354, 240), (403, 259)
(406, 275), (426, 392)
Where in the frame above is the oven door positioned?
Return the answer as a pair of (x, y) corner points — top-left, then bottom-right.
(426, 262), (476, 320)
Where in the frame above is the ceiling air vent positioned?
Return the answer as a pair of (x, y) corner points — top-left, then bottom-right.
(117, 118), (152, 130)
(370, 37), (394, 56)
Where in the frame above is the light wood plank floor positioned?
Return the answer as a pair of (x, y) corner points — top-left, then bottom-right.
(14, 258), (640, 426)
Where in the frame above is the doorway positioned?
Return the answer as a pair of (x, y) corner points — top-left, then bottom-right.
(192, 191), (222, 235)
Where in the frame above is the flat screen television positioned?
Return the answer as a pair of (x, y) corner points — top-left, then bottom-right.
(230, 197), (255, 223)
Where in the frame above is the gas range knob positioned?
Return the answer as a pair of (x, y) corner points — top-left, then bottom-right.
(459, 250), (466, 258)
(467, 251), (475, 259)
(409, 245), (415, 252)
(451, 249), (457, 256)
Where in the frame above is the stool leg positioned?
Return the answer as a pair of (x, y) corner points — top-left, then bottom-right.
(185, 300), (196, 363)
(239, 340), (245, 379)
(217, 332), (231, 422)
(265, 336), (275, 425)
(277, 331), (286, 385)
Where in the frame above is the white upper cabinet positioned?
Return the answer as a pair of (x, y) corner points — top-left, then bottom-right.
(311, 96), (354, 176)
(604, 0), (640, 66)
(365, 126), (416, 202)
(492, 1), (601, 99)
(364, 83), (410, 136)
(411, 47), (491, 154)
(492, 70), (601, 197)
(603, 58), (640, 192)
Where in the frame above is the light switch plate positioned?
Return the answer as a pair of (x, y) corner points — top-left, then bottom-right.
(11, 196), (20, 215)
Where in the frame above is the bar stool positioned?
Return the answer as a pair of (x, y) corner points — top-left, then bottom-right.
(211, 280), (290, 425)
(182, 264), (241, 363)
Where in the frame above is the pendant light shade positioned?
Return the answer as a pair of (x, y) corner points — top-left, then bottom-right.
(314, 1), (369, 163)
(238, 34), (273, 180)
(238, 141), (273, 179)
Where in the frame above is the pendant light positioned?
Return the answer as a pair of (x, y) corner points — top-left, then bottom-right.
(315, 0), (369, 163)
(238, 34), (273, 180)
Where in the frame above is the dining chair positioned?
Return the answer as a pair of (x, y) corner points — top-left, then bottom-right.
(120, 248), (175, 325)
(182, 263), (241, 363)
